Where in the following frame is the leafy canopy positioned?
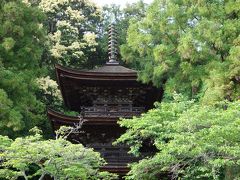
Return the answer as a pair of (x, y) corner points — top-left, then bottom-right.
(0, 126), (118, 180)
(121, 0), (240, 103)
(116, 96), (240, 179)
(27, 0), (102, 67)
(0, 0), (47, 137)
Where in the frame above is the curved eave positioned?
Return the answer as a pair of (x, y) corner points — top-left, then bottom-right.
(55, 64), (138, 81)
(47, 109), (120, 126)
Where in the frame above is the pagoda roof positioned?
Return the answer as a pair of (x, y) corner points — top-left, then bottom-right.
(89, 64), (136, 73)
(55, 63), (162, 111)
(48, 109), (120, 126)
(55, 64), (138, 81)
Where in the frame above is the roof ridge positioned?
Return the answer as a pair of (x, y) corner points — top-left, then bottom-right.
(88, 64), (136, 73)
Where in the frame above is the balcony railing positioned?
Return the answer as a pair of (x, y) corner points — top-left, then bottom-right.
(81, 106), (145, 117)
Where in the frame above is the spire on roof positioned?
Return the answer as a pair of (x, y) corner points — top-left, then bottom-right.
(107, 23), (119, 65)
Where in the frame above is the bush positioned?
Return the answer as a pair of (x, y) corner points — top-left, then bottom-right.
(0, 126), (117, 180)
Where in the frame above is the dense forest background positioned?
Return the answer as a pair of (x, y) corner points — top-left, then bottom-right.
(0, 0), (239, 179)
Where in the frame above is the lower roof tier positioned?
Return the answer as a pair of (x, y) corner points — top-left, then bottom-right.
(48, 108), (158, 176)
(48, 109), (123, 126)
(48, 109), (142, 175)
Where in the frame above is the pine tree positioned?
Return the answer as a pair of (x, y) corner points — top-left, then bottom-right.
(121, 0), (240, 103)
(0, 0), (47, 137)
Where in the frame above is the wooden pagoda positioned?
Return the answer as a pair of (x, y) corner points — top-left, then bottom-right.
(48, 24), (162, 175)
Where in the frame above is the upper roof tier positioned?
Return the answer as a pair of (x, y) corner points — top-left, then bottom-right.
(55, 24), (162, 111)
(55, 23), (137, 81)
(89, 64), (136, 73)
(55, 63), (138, 81)
(55, 63), (162, 112)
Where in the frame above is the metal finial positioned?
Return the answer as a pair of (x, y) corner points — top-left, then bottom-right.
(106, 23), (119, 65)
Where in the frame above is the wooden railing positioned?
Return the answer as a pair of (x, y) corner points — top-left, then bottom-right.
(81, 106), (145, 117)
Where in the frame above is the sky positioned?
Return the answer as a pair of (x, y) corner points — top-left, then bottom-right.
(92, 0), (153, 8)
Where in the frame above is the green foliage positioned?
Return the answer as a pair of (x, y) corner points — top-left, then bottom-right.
(28, 0), (102, 68)
(0, 127), (117, 180)
(121, 0), (240, 103)
(0, 0), (48, 137)
(116, 96), (240, 179)
(25, 0), (104, 113)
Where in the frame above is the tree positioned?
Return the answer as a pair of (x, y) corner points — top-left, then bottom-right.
(0, 0), (48, 137)
(0, 126), (117, 179)
(121, 0), (240, 103)
(116, 95), (240, 179)
(26, 0), (102, 68)
(21, 0), (104, 114)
